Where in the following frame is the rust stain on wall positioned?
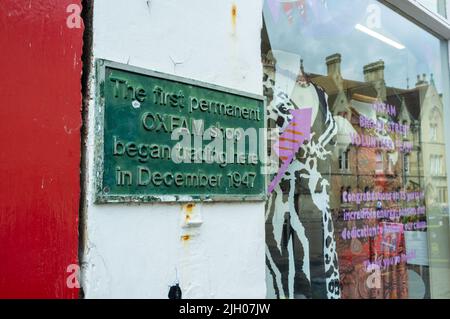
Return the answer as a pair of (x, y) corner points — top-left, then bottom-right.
(184, 203), (194, 223)
(231, 4), (237, 31)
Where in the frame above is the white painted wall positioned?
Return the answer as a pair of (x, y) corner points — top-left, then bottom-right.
(81, 0), (266, 299)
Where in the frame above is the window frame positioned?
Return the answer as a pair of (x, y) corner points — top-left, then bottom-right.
(404, 153), (411, 174)
(383, 0), (450, 38)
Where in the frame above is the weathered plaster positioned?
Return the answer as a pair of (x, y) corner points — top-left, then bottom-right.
(81, 0), (266, 299)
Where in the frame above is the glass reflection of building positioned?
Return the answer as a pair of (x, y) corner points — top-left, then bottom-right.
(306, 53), (449, 299)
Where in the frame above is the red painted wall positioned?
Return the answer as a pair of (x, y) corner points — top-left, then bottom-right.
(0, 0), (83, 298)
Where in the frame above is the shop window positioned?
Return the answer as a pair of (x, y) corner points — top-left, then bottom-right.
(263, 0), (450, 299)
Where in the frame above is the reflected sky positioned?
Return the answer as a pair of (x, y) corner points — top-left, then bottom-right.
(263, 0), (444, 92)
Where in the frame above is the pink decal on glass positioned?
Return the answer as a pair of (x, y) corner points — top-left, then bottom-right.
(268, 108), (312, 194)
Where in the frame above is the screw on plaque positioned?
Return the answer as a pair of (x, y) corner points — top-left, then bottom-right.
(168, 283), (182, 299)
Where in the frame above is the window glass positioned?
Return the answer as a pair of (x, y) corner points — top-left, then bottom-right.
(263, 0), (450, 299)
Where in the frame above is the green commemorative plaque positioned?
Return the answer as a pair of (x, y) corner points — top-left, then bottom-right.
(94, 60), (267, 203)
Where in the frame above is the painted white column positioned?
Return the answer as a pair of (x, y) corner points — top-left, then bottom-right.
(81, 0), (266, 299)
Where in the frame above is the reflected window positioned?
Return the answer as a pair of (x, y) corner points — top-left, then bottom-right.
(438, 187), (448, 203)
(376, 151), (384, 173)
(431, 155), (443, 176)
(404, 153), (410, 174)
(430, 124), (438, 142)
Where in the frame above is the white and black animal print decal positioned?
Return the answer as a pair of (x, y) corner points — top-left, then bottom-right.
(264, 72), (341, 299)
